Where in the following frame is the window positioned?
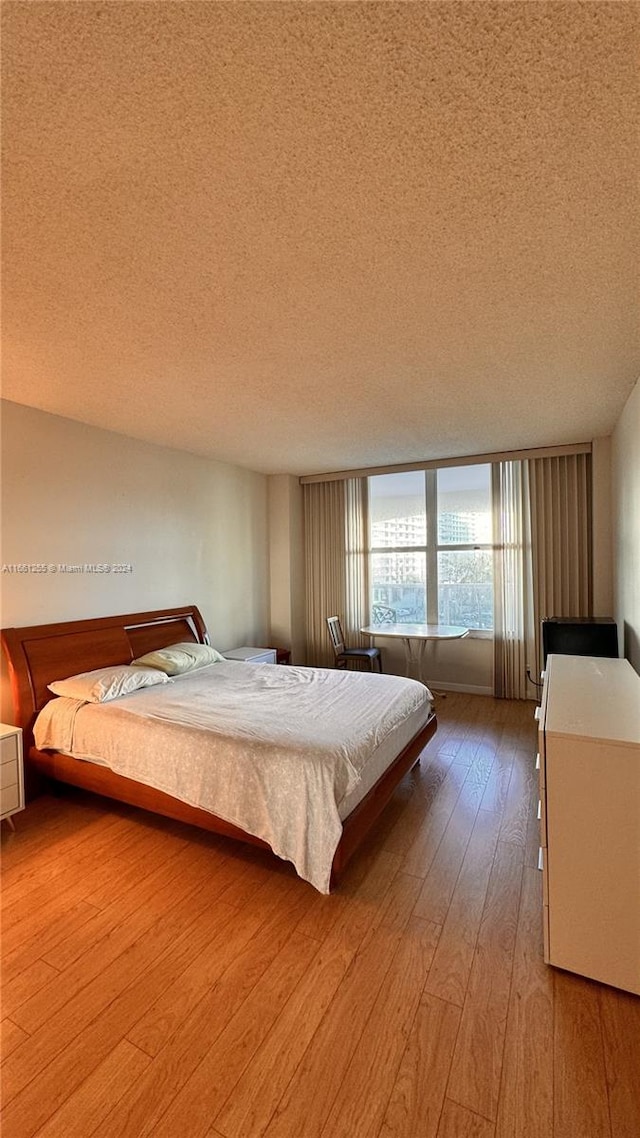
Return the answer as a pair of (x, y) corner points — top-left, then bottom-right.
(368, 465), (493, 630)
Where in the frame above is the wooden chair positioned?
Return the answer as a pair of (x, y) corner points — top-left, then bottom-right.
(326, 616), (382, 673)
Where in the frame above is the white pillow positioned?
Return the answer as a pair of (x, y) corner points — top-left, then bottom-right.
(131, 641), (225, 676)
(48, 665), (171, 704)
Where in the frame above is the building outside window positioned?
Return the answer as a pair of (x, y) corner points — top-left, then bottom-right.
(368, 465), (493, 630)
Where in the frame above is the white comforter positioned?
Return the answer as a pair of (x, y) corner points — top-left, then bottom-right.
(34, 661), (432, 892)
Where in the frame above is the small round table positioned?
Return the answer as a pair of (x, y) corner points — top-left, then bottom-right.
(360, 623), (469, 692)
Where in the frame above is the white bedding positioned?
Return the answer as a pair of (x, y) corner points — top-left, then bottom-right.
(34, 661), (432, 892)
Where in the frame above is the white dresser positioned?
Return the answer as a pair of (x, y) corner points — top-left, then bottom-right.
(536, 654), (640, 995)
(1, 723), (25, 830)
(223, 646), (277, 664)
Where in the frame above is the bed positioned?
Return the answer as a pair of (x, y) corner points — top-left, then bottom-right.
(1, 605), (437, 891)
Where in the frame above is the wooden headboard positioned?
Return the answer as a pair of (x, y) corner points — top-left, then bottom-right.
(1, 605), (209, 746)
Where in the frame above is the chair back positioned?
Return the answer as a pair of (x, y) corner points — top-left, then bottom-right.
(326, 616), (346, 657)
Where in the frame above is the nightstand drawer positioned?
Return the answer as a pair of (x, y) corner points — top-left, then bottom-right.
(0, 725), (25, 824)
(1, 733), (19, 766)
(1, 782), (21, 815)
(0, 757), (19, 790)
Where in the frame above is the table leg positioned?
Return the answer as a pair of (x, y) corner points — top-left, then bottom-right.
(403, 638), (444, 694)
(402, 638), (420, 680)
(423, 638), (447, 697)
(417, 639), (427, 681)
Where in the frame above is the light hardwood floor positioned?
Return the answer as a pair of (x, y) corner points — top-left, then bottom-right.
(2, 693), (639, 1138)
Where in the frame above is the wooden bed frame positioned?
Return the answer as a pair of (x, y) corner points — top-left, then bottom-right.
(1, 605), (437, 885)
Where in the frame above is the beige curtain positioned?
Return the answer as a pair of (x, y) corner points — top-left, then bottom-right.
(493, 452), (591, 698)
(528, 452), (593, 675)
(344, 479), (369, 650)
(305, 455), (592, 685)
(492, 461), (536, 699)
(303, 478), (369, 667)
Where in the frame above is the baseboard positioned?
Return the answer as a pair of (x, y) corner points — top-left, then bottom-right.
(426, 682), (494, 696)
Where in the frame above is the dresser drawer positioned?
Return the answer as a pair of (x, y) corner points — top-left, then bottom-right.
(542, 904), (550, 961)
(535, 750), (545, 792)
(538, 846), (549, 905)
(538, 794), (547, 847)
(534, 704), (546, 768)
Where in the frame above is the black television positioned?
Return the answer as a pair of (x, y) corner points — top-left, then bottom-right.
(542, 617), (618, 664)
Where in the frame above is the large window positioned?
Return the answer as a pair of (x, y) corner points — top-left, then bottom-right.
(368, 465), (493, 630)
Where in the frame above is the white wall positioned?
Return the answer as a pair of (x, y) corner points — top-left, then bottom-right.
(591, 436), (614, 616)
(1, 400), (269, 718)
(612, 379), (640, 672)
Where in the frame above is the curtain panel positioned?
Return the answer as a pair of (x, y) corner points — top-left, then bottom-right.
(492, 452), (593, 699)
(492, 461), (536, 700)
(344, 479), (370, 650)
(527, 452), (593, 676)
(303, 479), (368, 667)
(305, 453), (592, 690)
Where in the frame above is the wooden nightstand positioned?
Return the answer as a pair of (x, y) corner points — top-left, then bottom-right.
(222, 647), (277, 664)
(267, 646), (292, 665)
(1, 724), (25, 831)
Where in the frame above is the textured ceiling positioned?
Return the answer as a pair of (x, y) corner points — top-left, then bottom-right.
(2, 1), (638, 475)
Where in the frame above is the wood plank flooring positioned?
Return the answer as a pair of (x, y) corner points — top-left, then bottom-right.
(2, 693), (639, 1138)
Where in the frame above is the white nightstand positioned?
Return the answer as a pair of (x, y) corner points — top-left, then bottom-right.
(1, 724), (25, 831)
(223, 647), (277, 665)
